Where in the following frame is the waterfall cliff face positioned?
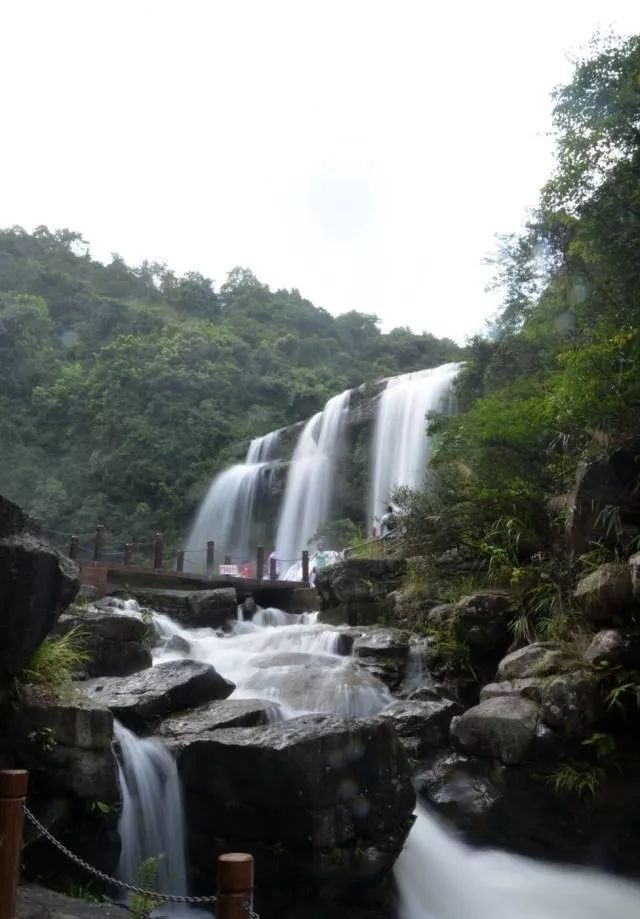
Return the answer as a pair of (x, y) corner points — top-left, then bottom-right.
(369, 363), (461, 527)
(275, 389), (350, 566)
(185, 431), (280, 569)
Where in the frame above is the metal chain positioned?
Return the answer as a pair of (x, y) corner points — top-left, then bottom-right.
(23, 805), (220, 906)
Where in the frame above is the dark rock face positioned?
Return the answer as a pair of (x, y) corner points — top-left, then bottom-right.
(17, 884), (129, 918)
(377, 698), (462, 757)
(352, 628), (410, 691)
(155, 698), (281, 750)
(82, 659), (235, 729)
(178, 715), (415, 900)
(451, 696), (539, 765)
(124, 586), (237, 628)
(540, 672), (600, 737)
(567, 449), (640, 554)
(54, 608), (152, 678)
(316, 559), (406, 626)
(427, 593), (512, 655)
(0, 494), (80, 676)
(584, 629), (640, 668)
(573, 563), (634, 621)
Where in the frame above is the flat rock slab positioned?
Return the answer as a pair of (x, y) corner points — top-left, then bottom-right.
(17, 884), (128, 918)
(378, 698), (462, 755)
(155, 698), (280, 749)
(81, 659), (235, 729)
(124, 587), (237, 628)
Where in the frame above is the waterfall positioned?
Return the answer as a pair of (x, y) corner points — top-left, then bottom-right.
(396, 804), (640, 919)
(275, 389), (350, 566)
(185, 430), (280, 569)
(369, 362), (461, 527)
(114, 720), (188, 895)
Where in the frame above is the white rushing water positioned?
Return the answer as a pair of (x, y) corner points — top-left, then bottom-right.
(114, 720), (188, 896)
(275, 388), (350, 567)
(396, 805), (640, 919)
(184, 431), (280, 569)
(369, 363), (461, 528)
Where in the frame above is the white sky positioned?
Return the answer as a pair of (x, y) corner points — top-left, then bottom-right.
(1, 1), (638, 343)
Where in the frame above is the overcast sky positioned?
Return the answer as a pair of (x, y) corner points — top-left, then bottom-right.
(1, 1), (638, 342)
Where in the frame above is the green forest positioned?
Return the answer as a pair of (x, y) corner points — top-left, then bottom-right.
(0, 227), (460, 546)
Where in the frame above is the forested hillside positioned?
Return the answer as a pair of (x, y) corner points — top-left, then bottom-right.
(0, 229), (460, 543)
(403, 34), (640, 593)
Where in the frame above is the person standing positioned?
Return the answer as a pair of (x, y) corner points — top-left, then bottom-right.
(380, 505), (397, 538)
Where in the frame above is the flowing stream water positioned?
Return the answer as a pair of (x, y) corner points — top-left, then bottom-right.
(369, 363), (461, 527)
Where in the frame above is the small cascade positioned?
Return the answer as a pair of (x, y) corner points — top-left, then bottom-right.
(275, 389), (351, 566)
(114, 721), (188, 896)
(396, 804), (640, 919)
(369, 362), (461, 527)
(185, 430), (280, 569)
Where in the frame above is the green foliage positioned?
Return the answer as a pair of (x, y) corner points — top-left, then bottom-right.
(63, 882), (109, 905)
(548, 762), (606, 800)
(19, 627), (89, 689)
(311, 518), (364, 550)
(607, 672), (640, 711)
(129, 855), (163, 919)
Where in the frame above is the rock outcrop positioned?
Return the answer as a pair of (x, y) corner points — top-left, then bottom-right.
(377, 697), (462, 757)
(451, 696), (539, 765)
(155, 698), (281, 750)
(122, 587), (237, 628)
(352, 627), (410, 691)
(316, 558), (407, 626)
(54, 607), (152, 678)
(573, 563), (633, 621)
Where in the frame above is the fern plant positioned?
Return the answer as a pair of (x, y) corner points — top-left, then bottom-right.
(129, 854), (164, 919)
(19, 626), (89, 689)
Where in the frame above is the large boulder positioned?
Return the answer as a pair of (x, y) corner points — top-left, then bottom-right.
(480, 678), (544, 703)
(496, 643), (568, 680)
(583, 629), (640, 669)
(377, 698), (462, 757)
(566, 449), (640, 554)
(540, 672), (601, 736)
(155, 699), (281, 750)
(178, 715), (415, 897)
(123, 587), (237, 628)
(352, 627), (410, 691)
(81, 659), (235, 729)
(427, 592), (512, 655)
(573, 563), (633, 621)
(451, 696), (539, 765)
(53, 608), (152, 678)
(0, 495), (79, 677)
(316, 558), (406, 626)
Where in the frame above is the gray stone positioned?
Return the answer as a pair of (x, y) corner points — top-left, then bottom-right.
(54, 609), (152, 678)
(629, 552), (640, 602)
(316, 558), (406, 626)
(583, 629), (640, 669)
(451, 696), (539, 765)
(163, 634), (191, 655)
(155, 698), (281, 750)
(566, 450), (640, 554)
(415, 753), (504, 818)
(573, 563), (633, 620)
(124, 587), (237, 628)
(427, 592), (512, 657)
(480, 678), (544, 703)
(497, 643), (568, 680)
(540, 672), (600, 736)
(377, 698), (462, 756)
(17, 884), (129, 918)
(352, 627), (410, 691)
(82, 659), (235, 728)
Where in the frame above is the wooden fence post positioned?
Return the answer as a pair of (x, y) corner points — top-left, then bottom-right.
(217, 852), (254, 919)
(269, 555), (277, 580)
(176, 550), (185, 572)
(0, 769), (28, 919)
(124, 543), (133, 566)
(256, 545), (264, 582)
(206, 541), (215, 577)
(302, 549), (310, 586)
(153, 533), (164, 570)
(68, 536), (79, 560)
(93, 525), (105, 562)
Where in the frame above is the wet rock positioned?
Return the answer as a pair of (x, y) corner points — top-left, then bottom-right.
(179, 714), (415, 894)
(392, 585), (442, 629)
(377, 698), (462, 757)
(496, 643), (568, 680)
(82, 659), (235, 729)
(540, 672), (601, 736)
(583, 629), (640, 668)
(0, 494), (79, 676)
(155, 698), (280, 750)
(316, 558), (406, 626)
(415, 752), (504, 819)
(53, 608), (152, 678)
(124, 587), (237, 628)
(427, 592), (512, 657)
(630, 552), (640, 602)
(17, 884), (129, 918)
(242, 595), (258, 618)
(451, 696), (539, 765)
(480, 678), (544, 703)
(573, 563), (633, 621)
(163, 634), (191, 655)
(352, 627), (410, 691)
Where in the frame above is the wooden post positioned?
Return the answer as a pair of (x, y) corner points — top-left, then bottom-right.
(269, 555), (277, 580)
(217, 852), (254, 919)
(93, 525), (105, 562)
(302, 549), (310, 586)
(68, 536), (79, 560)
(0, 769), (28, 919)
(176, 550), (185, 572)
(124, 543), (133, 566)
(224, 555), (232, 566)
(206, 541), (215, 577)
(256, 545), (264, 582)
(153, 532), (164, 570)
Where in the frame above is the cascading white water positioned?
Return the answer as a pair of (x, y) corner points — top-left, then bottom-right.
(275, 389), (350, 567)
(369, 362), (461, 527)
(185, 430), (280, 569)
(114, 720), (188, 895)
(396, 804), (640, 919)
